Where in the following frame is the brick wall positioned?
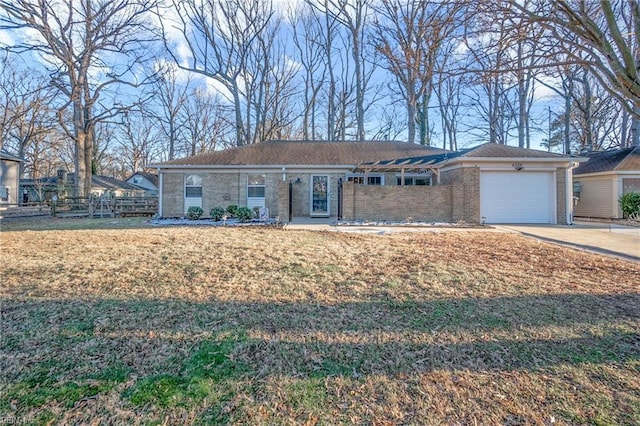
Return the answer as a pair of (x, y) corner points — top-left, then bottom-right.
(342, 181), (454, 222)
(202, 173), (241, 216)
(161, 173), (184, 217)
(556, 168), (567, 224)
(442, 167), (480, 223)
(162, 172), (285, 218)
(277, 181), (289, 222)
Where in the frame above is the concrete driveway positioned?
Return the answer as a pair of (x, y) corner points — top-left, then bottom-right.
(285, 218), (640, 262)
(497, 221), (640, 262)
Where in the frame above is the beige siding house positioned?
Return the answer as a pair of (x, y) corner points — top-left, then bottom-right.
(0, 150), (22, 205)
(573, 147), (640, 219)
(154, 141), (584, 224)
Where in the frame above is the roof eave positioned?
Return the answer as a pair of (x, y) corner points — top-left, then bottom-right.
(454, 156), (587, 163)
(152, 164), (362, 170)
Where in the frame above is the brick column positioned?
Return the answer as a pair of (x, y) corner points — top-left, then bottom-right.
(277, 181), (290, 223)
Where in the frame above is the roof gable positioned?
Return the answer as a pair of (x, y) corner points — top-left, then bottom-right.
(126, 171), (159, 186)
(574, 147), (640, 175)
(157, 140), (448, 167)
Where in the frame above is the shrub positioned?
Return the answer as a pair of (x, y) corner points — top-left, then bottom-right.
(210, 207), (226, 221)
(619, 192), (640, 218)
(226, 205), (239, 217)
(186, 206), (203, 220)
(236, 206), (253, 222)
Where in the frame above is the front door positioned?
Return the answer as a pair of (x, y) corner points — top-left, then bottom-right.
(311, 175), (329, 216)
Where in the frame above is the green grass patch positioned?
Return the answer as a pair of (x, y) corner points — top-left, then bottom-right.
(127, 334), (250, 410)
(283, 378), (328, 412)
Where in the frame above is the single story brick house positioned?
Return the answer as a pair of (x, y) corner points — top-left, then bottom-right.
(573, 146), (640, 218)
(153, 140), (585, 224)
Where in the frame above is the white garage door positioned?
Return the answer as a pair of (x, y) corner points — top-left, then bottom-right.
(480, 171), (556, 224)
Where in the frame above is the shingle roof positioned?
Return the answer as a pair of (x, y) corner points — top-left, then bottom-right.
(459, 143), (571, 158)
(356, 142), (575, 171)
(21, 174), (143, 191)
(127, 171), (159, 186)
(574, 146), (640, 175)
(157, 140), (448, 166)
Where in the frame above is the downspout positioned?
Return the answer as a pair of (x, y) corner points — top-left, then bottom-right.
(565, 162), (579, 225)
(157, 168), (163, 218)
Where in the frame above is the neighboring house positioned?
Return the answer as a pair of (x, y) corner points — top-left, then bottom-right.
(126, 171), (159, 196)
(21, 171), (146, 202)
(154, 140), (584, 224)
(0, 150), (22, 205)
(573, 146), (640, 218)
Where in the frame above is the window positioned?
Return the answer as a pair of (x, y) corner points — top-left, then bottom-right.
(346, 173), (383, 185)
(0, 186), (8, 202)
(368, 176), (382, 185)
(248, 174), (265, 198)
(185, 174), (202, 198)
(396, 174), (431, 186)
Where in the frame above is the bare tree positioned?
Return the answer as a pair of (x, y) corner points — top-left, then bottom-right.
(463, 12), (516, 145)
(372, 0), (464, 145)
(433, 38), (467, 151)
(508, 0), (640, 145)
(290, 3), (327, 140)
(164, 0), (277, 146)
(1, 0), (158, 196)
(0, 55), (57, 178)
(152, 63), (190, 160)
(115, 109), (161, 173)
(182, 87), (232, 155)
(310, 0), (376, 141)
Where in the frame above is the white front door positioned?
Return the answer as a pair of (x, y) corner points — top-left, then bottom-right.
(480, 171), (556, 224)
(310, 175), (329, 216)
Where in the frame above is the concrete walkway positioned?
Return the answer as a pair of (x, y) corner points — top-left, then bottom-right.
(497, 221), (640, 262)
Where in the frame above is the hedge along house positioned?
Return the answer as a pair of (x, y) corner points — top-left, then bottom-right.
(154, 140), (584, 224)
(573, 146), (640, 219)
(153, 140), (447, 219)
(345, 143), (585, 224)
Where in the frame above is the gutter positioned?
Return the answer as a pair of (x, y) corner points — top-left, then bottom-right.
(157, 167), (162, 218)
(150, 164), (357, 170)
(566, 161), (580, 225)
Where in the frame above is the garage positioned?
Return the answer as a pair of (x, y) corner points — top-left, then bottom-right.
(480, 171), (556, 224)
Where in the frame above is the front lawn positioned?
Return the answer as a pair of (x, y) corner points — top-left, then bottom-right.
(1, 226), (638, 424)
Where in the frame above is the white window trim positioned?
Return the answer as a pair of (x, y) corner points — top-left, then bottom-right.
(345, 172), (385, 185)
(310, 174), (330, 217)
(395, 172), (432, 186)
(247, 174), (266, 209)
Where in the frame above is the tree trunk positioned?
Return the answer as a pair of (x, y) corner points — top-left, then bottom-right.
(564, 78), (572, 154)
(632, 101), (640, 146)
(407, 97), (416, 145)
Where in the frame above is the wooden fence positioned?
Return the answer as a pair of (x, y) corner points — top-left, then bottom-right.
(52, 196), (158, 218)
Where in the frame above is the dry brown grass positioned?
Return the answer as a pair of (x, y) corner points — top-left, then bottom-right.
(1, 222), (639, 424)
